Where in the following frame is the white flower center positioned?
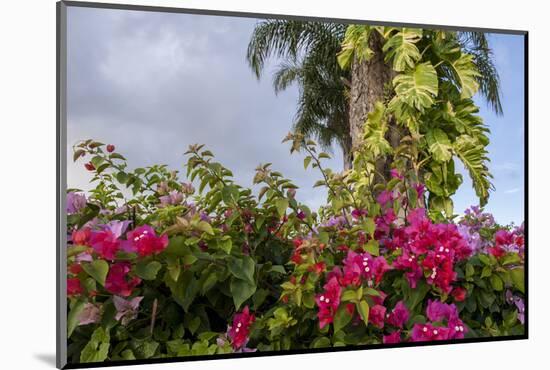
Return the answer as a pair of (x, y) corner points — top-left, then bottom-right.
(422, 327), (428, 333)
(364, 267), (370, 272)
(320, 296), (325, 302)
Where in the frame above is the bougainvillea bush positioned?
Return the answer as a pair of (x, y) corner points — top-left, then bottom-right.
(66, 137), (524, 364)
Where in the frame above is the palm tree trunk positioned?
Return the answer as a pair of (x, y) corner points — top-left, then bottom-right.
(348, 31), (395, 183)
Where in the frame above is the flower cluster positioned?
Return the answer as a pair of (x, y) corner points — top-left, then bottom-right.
(411, 300), (467, 342)
(315, 277), (342, 329)
(228, 306), (256, 350)
(390, 208), (472, 293)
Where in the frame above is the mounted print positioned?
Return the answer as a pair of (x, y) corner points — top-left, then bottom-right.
(57, 1), (527, 368)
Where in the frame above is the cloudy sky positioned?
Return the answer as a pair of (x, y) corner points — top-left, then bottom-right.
(66, 6), (525, 224)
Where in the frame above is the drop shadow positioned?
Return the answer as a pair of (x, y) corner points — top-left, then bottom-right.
(34, 353), (57, 367)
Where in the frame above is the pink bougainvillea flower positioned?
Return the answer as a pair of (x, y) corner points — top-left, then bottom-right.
(90, 229), (121, 260)
(104, 220), (131, 238)
(387, 301), (410, 328)
(113, 295), (143, 326)
(296, 211), (306, 220)
(411, 323), (450, 342)
(159, 190), (184, 207)
(106, 144), (115, 152)
(66, 192), (87, 214)
(67, 277), (82, 296)
(105, 262), (141, 297)
(371, 256), (391, 284)
(376, 190), (395, 207)
(71, 227), (91, 246)
(77, 303), (101, 326)
(390, 169), (403, 180)
(369, 304), (386, 329)
(413, 183), (425, 199)
(447, 317), (468, 339)
(426, 300), (458, 322)
(383, 331), (402, 344)
(351, 208), (367, 220)
(123, 225), (168, 257)
(84, 162), (95, 171)
(228, 306), (255, 350)
(315, 276), (342, 329)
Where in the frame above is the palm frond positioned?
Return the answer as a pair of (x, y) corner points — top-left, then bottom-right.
(457, 32), (503, 115)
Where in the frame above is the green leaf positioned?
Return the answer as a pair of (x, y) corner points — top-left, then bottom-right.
(333, 306), (352, 332)
(356, 300), (370, 326)
(67, 300), (86, 338)
(196, 221), (214, 235)
(218, 237), (233, 254)
(135, 260), (162, 280)
(338, 25), (373, 70)
(383, 28), (422, 71)
(489, 273), (503, 291)
(67, 245), (89, 257)
(166, 270), (199, 312)
(311, 336), (332, 349)
(73, 149), (85, 162)
(269, 265), (287, 274)
(82, 260), (109, 287)
(303, 156), (312, 170)
(510, 268), (525, 293)
(426, 128), (452, 162)
(230, 278), (257, 310)
(481, 265), (492, 279)
(80, 327), (110, 363)
(454, 135), (492, 206)
(318, 231), (329, 244)
(228, 256), (256, 284)
(392, 62), (438, 111)
(364, 240), (379, 256)
(448, 53), (480, 99)
(275, 198), (289, 217)
(364, 217), (376, 237)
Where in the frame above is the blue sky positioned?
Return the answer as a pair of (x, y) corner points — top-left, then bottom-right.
(453, 33), (525, 224)
(67, 8), (525, 225)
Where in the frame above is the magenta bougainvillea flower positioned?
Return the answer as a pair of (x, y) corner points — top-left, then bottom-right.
(77, 303), (101, 326)
(351, 208), (367, 220)
(105, 262), (141, 297)
(315, 276), (342, 329)
(123, 225), (168, 257)
(66, 192), (87, 214)
(228, 306), (255, 350)
(113, 295), (143, 325)
(390, 169), (403, 180)
(67, 277), (83, 296)
(383, 330), (402, 344)
(410, 300), (467, 341)
(90, 229), (121, 260)
(387, 301), (410, 328)
(369, 304), (386, 329)
(411, 323), (450, 341)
